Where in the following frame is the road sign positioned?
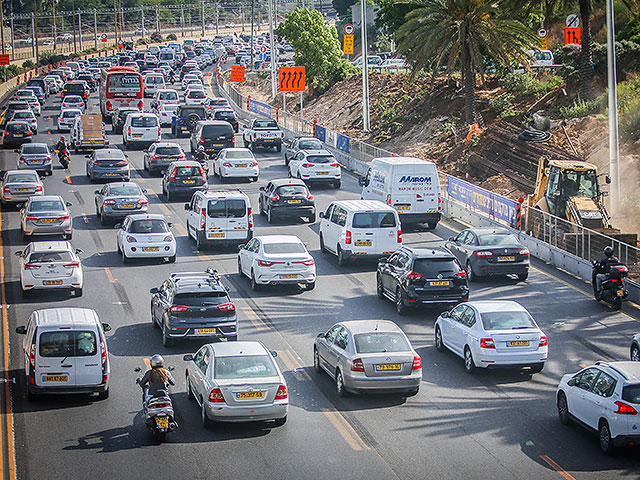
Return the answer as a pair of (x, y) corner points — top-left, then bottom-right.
(537, 28), (547, 38)
(344, 23), (354, 35)
(260, 45), (267, 54)
(230, 65), (245, 82)
(259, 53), (267, 61)
(540, 37), (548, 50)
(100, 34), (107, 42)
(566, 14), (579, 28)
(279, 66), (305, 92)
(564, 27), (581, 45)
(0, 54), (9, 66)
(343, 34), (354, 55)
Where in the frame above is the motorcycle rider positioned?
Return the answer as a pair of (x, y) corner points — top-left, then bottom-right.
(137, 354), (175, 405)
(193, 145), (209, 172)
(593, 246), (620, 297)
(56, 136), (69, 154)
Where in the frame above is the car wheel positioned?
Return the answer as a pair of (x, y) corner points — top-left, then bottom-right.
(237, 257), (243, 276)
(167, 254), (176, 263)
(466, 262), (476, 282)
(376, 275), (384, 299)
(250, 142), (256, 152)
(599, 420), (615, 454)
(427, 221), (438, 229)
(557, 392), (571, 426)
(162, 323), (174, 347)
(21, 288), (32, 298)
(631, 344), (640, 362)
(464, 347), (477, 374)
(272, 416), (287, 427)
(335, 369), (346, 397)
(227, 335), (238, 342)
(196, 231), (204, 251)
(305, 282), (315, 291)
(22, 231), (30, 242)
(122, 249), (129, 264)
(100, 210), (108, 226)
(97, 388), (109, 400)
(319, 234), (327, 253)
(143, 158), (148, 171)
(308, 213), (316, 223)
(334, 181), (341, 189)
(337, 246), (348, 266)
(435, 326), (445, 352)
(405, 388), (419, 397)
(517, 272), (528, 282)
(612, 297), (623, 311)
(166, 189), (172, 201)
(529, 363), (544, 374)
(250, 270), (260, 291)
(74, 287), (83, 297)
(259, 199), (265, 216)
(396, 288), (407, 315)
(313, 348), (322, 373)
(186, 375), (195, 400)
(276, 144), (282, 153)
(201, 401), (213, 428)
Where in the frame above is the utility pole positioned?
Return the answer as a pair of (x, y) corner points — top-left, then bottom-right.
(34, 4), (39, 64)
(141, 7), (145, 38)
(268, 0), (276, 98)
(93, 8), (98, 50)
(606, 0), (620, 212)
(201, 0), (205, 37)
(31, 13), (35, 59)
(156, 3), (160, 34)
(241, 3), (245, 33)
(360, 0), (370, 132)
(113, 0), (119, 45)
(71, 0), (77, 54)
(216, 3), (219, 35)
(250, 0), (254, 70)
(181, 7), (185, 37)
(53, 1), (57, 52)
(10, 13), (14, 61)
(78, 9), (83, 52)
(0, 0), (5, 55)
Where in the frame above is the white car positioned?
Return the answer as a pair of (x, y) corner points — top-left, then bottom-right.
(143, 73), (166, 97)
(15, 90), (41, 116)
(181, 74), (201, 90)
(434, 300), (548, 374)
(238, 235), (316, 291)
(44, 76), (62, 93)
(184, 89), (208, 106)
(213, 148), (258, 181)
(17, 241), (83, 296)
(288, 149), (341, 188)
(122, 113), (161, 148)
(116, 213), (176, 263)
(57, 108), (83, 133)
(556, 361), (640, 453)
(155, 104), (179, 127)
(10, 110), (38, 134)
(61, 95), (85, 113)
(152, 89), (180, 108)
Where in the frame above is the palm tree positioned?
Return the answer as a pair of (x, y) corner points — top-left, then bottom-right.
(396, 0), (538, 124)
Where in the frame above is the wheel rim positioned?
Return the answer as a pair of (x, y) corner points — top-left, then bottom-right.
(436, 328), (442, 348)
(396, 290), (403, 309)
(558, 395), (568, 418)
(600, 424), (610, 449)
(466, 264), (472, 278)
(465, 350), (472, 370)
(632, 347), (640, 362)
(314, 350), (319, 370)
(336, 372), (343, 393)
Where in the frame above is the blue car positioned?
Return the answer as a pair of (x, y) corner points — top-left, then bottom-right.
(24, 86), (45, 104)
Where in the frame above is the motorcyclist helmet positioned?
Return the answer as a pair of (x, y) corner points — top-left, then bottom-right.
(150, 354), (165, 368)
(198, 145), (205, 152)
(604, 246), (614, 258)
(60, 136), (65, 141)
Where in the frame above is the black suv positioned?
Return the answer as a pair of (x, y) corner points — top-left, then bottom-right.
(190, 120), (235, 156)
(149, 269), (237, 346)
(76, 73), (97, 92)
(161, 160), (208, 201)
(112, 107), (139, 134)
(61, 81), (89, 103)
(258, 178), (316, 223)
(171, 105), (207, 137)
(376, 246), (469, 315)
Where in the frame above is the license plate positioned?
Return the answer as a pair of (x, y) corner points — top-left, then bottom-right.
(132, 134), (142, 138)
(430, 281), (450, 286)
(43, 375), (68, 382)
(236, 164), (247, 168)
(356, 240), (372, 246)
(317, 172), (328, 175)
(508, 340), (530, 347)
(156, 417), (169, 429)
(16, 188), (29, 191)
(30, 160), (43, 164)
(264, 139), (274, 143)
(210, 233), (225, 238)
(213, 144), (223, 147)
(236, 391), (264, 399)
(41, 218), (57, 223)
(617, 290), (624, 297)
(183, 180), (195, 184)
(376, 364), (401, 371)
(14, 134), (23, 137)
(396, 205), (410, 211)
(105, 173), (118, 176)
(288, 200), (301, 204)
(121, 203), (134, 208)
(498, 256), (515, 262)
(195, 328), (216, 334)
(281, 274), (298, 279)
(143, 247), (159, 252)
(44, 280), (63, 285)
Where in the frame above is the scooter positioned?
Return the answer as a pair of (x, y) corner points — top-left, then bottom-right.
(592, 261), (629, 310)
(56, 149), (70, 169)
(135, 367), (177, 443)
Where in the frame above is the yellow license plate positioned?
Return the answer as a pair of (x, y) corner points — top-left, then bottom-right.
(288, 200), (301, 204)
(617, 290), (624, 297)
(30, 160), (42, 164)
(317, 172), (328, 175)
(264, 139), (274, 142)
(132, 134), (142, 138)
(156, 417), (169, 429)
(395, 205), (411, 210)
(43, 375), (68, 382)
(41, 218), (57, 223)
(105, 173), (118, 176)
(196, 328), (216, 334)
(508, 340), (530, 347)
(376, 364), (401, 371)
(356, 240), (372, 246)
(430, 281), (450, 286)
(44, 280), (63, 285)
(281, 274), (298, 279)
(17, 188), (30, 191)
(210, 233), (225, 238)
(143, 247), (159, 251)
(498, 256), (515, 262)
(14, 134), (23, 137)
(121, 203), (134, 208)
(236, 391), (264, 399)
(183, 180), (195, 184)
(236, 164), (247, 167)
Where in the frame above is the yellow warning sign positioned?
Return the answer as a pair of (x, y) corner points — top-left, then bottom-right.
(343, 34), (354, 55)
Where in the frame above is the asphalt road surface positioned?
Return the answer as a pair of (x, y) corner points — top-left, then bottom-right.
(1, 66), (639, 480)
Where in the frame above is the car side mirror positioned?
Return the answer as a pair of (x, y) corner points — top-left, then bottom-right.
(567, 378), (577, 387)
(15, 326), (26, 334)
(66, 201), (72, 207)
(183, 354), (194, 362)
(167, 365), (175, 371)
(448, 237), (456, 242)
(113, 223), (121, 229)
(238, 244), (245, 250)
(184, 203), (190, 211)
(134, 366), (142, 372)
(14, 149), (18, 153)
(14, 250), (22, 256)
(378, 257), (388, 265)
(259, 186), (265, 191)
(270, 351), (278, 357)
(167, 222), (173, 227)
(441, 311), (450, 318)
(94, 190), (100, 194)
(16, 203), (23, 209)
(605, 175), (611, 184)
(75, 248), (83, 255)
(317, 332), (325, 338)
(102, 323), (112, 332)
(358, 177), (365, 186)
(318, 212), (324, 219)
(85, 155), (91, 159)
(149, 287), (159, 294)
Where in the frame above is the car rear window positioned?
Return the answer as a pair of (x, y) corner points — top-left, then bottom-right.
(131, 116), (158, 127)
(28, 200), (64, 212)
(62, 110), (81, 118)
(174, 292), (228, 304)
(159, 91), (178, 100)
(28, 251), (73, 263)
(478, 233), (520, 245)
(130, 219), (168, 233)
(354, 332), (411, 354)
(188, 90), (206, 98)
(352, 212), (396, 228)
(299, 139), (323, 149)
(480, 311), (537, 330)
(12, 112), (34, 120)
(8, 102), (29, 110)
(226, 150), (252, 159)
(64, 95), (83, 102)
(6, 173), (37, 183)
(214, 355), (277, 379)
(22, 145), (48, 154)
(155, 146), (181, 155)
(202, 124), (232, 136)
(254, 120), (277, 128)
(109, 185), (141, 196)
(263, 242), (306, 254)
(6, 123), (30, 133)
(207, 199), (246, 218)
(306, 155), (334, 164)
(622, 385), (640, 404)
(175, 166), (201, 176)
(64, 84), (85, 92)
(413, 258), (460, 277)
(210, 100), (229, 107)
(39, 331), (97, 357)
(118, 109), (137, 119)
(214, 111), (236, 120)
(275, 185), (307, 196)
(181, 107), (205, 117)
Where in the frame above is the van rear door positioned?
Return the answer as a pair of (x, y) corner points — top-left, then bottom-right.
(74, 328), (103, 386)
(350, 210), (399, 255)
(205, 197), (249, 240)
(35, 328), (77, 387)
(392, 165), (438, 216)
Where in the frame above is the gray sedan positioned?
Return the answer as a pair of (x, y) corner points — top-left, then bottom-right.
(284, 136), (323, 166)
(314, 320), (422, 397)
(184, 341), (288, 427)
(1, 169), (43, 205)
(16, 143), (53, 175)
(20, 195), (72, 240)
(94, 182), (148, 225)
(86, 148), (130, 182)
(143, 142), (186, 176)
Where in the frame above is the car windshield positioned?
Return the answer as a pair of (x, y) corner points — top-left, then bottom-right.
(207, 199), (246, 218)
(129, 219), (168, 233)
(22, 145), (48, 154)
(352, 212), (396, 228)
(155, 146), (181, 155)
(28, 251), (73, 263)
(131, 116), (158, 127)
(306, 155), (334, 164)
(226, 150), (252, 159)
(175, 166), (201, 176)
(354, 332), (411, 354)
(477, 233), (520, 246)
(263, 242), (306, 254)
(29, 200), (65, 212)
(109, 185), (141, 196)
(254, 120), (277, 128)
(299, 139), (322, 149)
(214, 355), (278, 379)
(480, 311), (538, 330)
(6, 173), (37, 183)
(39, 331), (97, 357)
(622, 385), (640, 404)
(275, 185), (307, 196)
(562, 169), (598, 199)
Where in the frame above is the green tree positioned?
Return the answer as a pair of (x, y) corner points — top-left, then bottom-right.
(396, 0), (538, 124)
(375, 0), (418, 32)
(276, 7), (356, 94)
(332, 0), (359, 17)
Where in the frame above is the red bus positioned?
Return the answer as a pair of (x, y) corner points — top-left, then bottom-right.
(99, 66), (144, 121)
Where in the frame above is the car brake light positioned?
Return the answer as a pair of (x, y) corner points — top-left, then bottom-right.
(24, 263), (41, 270)
(258, 260), (284, 267)
(26, 130), (32, 135)
(3, 131), (7, 136)
(438, 194), (442, 211)
(199, 167), (206, 180)
(100, 340), (107, 365)
(138, 100), (144, 110)
(407, 271), (422, 279)
(302, 163), (314, 168)
(2, 187), (9, 192)
(397, 229), (402, 243)
(127, 126), (131, 136)
(29, 344), (36, 367)
(208, 388), (225, 403)
(330, 163), (339, 167)
(199, 137), (204, 144)
(103, 199), (116, 206)
(247, 208), (253, 228)
(614, 401), (637, 415)
(217, 302), (236, 312)
(169, 305), (189, 313)
(19, 157), (26, 163)
(169, 169), (177, 182)
(412, 355), (422, 370)
(25, 215), (38, 221)
(271, 193), (280, 201)
(307, 192), (314, 201)
(63, 261), (80, 267)
(106, 100), (112, 110)
(386, 194), (391, 205)
(275, 385), (288, 400)
(480, 338), (495, 349)
(345, 230), (352, 244)
(350, 358), (365, 372)
(223, 162), (232, 167)
(538, 336), (548, 347)
(200, 208), (206, 228)
(474, 251), (493, 257)
(126, 236), (137, 243)
(152, 154), (161, 159)
(57, 214), (70, 220)
(158, 127), (161, 136)
(163, 235), (173, 242)
(456, 270), (467, 278)
(519, 248), (530, 256)
(250, 161), (258, 167)
(137, 198), (148, 205)
(299, 259), (315, 266)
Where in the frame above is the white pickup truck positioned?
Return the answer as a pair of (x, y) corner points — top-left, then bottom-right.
(242, 118), (284, 152)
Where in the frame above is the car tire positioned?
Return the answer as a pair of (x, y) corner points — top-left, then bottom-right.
(162, 324), (174, 347)
(529, 363), (544, 374)
(396, 288), (407, 315)
(319, 234), (327, 253)
(97, 388), (109, 400)
(65, 232), (72, 240)
(186, 375), (195, 400)
(427, 221), (438, 229)
(308, 213), (316, 223)
(143, 159), (148, 171)
(405, 388), (419, 397)
(166, 189), (172, 202)
(259, 199), (265, 216)
(237, 257), (243, 276)
(466, 262), (476, 282)
(227, 335), (238, 342)
(334, 181), (341, 189)
(276, 144), (282, 153)
(313, 348), (322, 373)
(122, 249), (129, 264)
(335, 369), (346, 397)
(517, 272), (529, 282)
(557, 392), (571, 426)
(337, 246), (348, 267)
(272, 416), (286, 427)
(201, 401), (213, 428)
(21, 288), (32, 298)
(100, 210), (108, 226)
(74, 287), (83, 297)
(196, 231), (204, 251)
(376, 275), (384, 299)
(167, 254), (176, 263)
(631, 344), (640, 362)
(250, 270), (260, 291)
(26, 386), (39, 402)
(22, 232), (30, 242)
(267, 207), (274, 224)
(464, 347), (477, 374)
(305, 282), (315, 291)
(599, 420), (615, 454)
(250, 142), (256, 152)
(435, 326), (445, 352)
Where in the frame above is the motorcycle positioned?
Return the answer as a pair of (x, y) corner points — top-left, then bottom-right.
(55, 148), (70, 169)
(592, 261), (629, 310)
(135, 366), (177, 443)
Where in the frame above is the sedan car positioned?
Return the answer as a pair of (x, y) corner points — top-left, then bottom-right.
(20, 195), (72, 240)
(1, 169), (43, 205)
(258, 178), (315, 224)
(9, 110), (38, 134)
(2, 121), (33, 147)
(184, 341), (288, 426)
(86, 148), (130, 182)
(16, 241), (83, 297)
(314, 320), (421, 397)
(238, 235), (316, 291)
(61, 94), (85, 112)
(211, 109), (238, 132)
(184, 89), (208, 106)
(14, 90), (41, 116)
(205, 97), (231, 116)
(289, 149), (341, 188)
(144, 142), (186, 176)
(94, 182), (148, 225)
(3, 101), (31, 126)
(116, 214), (176, 263)
(17, 143), (53, 175)
(57, 108), (83, 133)
(434, 300), (547, 374)
(284, 136), (323, 166)
(445, 227), (530, 281)
(213, 148), (258, 181)
(154, 103), (179, 127)
(631, 334), (640, 362)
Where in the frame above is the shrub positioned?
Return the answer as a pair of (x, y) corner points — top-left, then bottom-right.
(166, 33), (177, 41)
(502, 73), (563, 98)
(22, 60), (35, 70)
(150, 32), (163, 43)
(558, 99), (602, 119)
(620, 101), (640, 141)
(488, 92), (517, 118)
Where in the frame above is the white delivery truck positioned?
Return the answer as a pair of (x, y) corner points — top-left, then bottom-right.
(360, 156), (441, 228)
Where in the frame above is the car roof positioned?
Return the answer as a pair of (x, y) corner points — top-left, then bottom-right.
(60, 108), (82, 114)
(32, 307), (99, 328)
(128, 112), (158, 117)
(257, 235), (302, 245)
(340, 319), (404, 335)
(271, 178), (307, 186)
(467, 227), (512, 235)
(152, 142), (181, 148)
(4, 169), (38, 177)
(29, 195), (63, 202)
(169, 160), (200, 167)
(374, 156), (434, 166)
(126, 213), (165, 221)
(107, 181), (140, 189)
(201, 189), (249, 199)
(210, 341), (268, 357)
(466, 300), (528, 314)
(595, 361), (640, 382)
(221, 148), (251, 153)
(302, 150), (334, 157)
(198, 120), (231, 127)
(403, 246), (455, 259)
(28, 240), (73, 252)
(22, 143), (48, 149)
(330, 199), (396, 212)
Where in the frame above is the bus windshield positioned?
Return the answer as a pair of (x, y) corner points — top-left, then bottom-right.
(106, 73), (142, 95)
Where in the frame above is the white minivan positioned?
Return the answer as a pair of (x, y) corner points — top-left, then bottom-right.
(185, 190), (253, 249)
(143, 73), (166, 97)
(319, 200), (402, 266)
(122, 113), (161, 148)
(360, 156), (441, 228)
(15, 307), (111, 400)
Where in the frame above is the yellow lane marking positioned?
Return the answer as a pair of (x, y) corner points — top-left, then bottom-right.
(540, 455), (577, 480)
(206, 69), (215, 98)
(65, 175), (72, 184)
(143, 357), (150, 367)
(198, 252), (210, 262)
(158, 202), (172, 216)
(322, 409), (370, 451)
(104, 267), (115, 283)
(277, 349), (311, 382)
(240, 306), (268, 331)
(173, 223), (188, 236)
(277, 349), (296, 370)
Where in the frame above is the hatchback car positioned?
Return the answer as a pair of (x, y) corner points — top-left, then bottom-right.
(1, 169), (43, 205)
(20, 195), (73, 240)
(3, 101), (31, 126)
(16, 241), (83, 296)
(184, 341), (288, 426)
(123, 113), (161, 148)
(14, 90), (41, 116)
(9, 110), (37, 134)
(434, 300), (548, 374)
(24, 85), (45, 104)
(94, 182), (148, 225)
(116, 214), (176, 263)
(144, 142), (186, 176)
(162, 160), (208, 201)
(556, 361), (640, 453)
(86, 148), (130, 182)
(111, 107), (139, 134)
(211, 108), (239, 133)
(284, 136), (324, 165)
(3, 121), (33, 147)
(61, 94), (85, 113)
(445, 227), (530, 281)
(289, 149), (341, 188)
(57, 108), (83, 133)
(154, 103), (179, 127)
(205, 97), (231, 116)
(17, 143), (53, 175)
(314, 320), (421, 397)
(213, 148), (258, 181)
(190, 120), (235, 156)
(184, 89), (208, 106)
(61, 81), (88, 103)
(258, 178), (315, 224)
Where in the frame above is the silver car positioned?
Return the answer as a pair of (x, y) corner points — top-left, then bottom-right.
(86, 148), (130, 182)
(20, 195), (72, 240)
(1, 169), (43, 205)
(314, 320), (422, 397)
(9, 110), (38, 134)
(184, 341), (288, 427)
(94, 182), (148, 225)
(16, 143), (53, 175)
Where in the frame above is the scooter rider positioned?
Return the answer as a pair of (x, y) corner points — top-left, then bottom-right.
(137, 354), (175, 405)
(193, 145), (209, 172)
(56, 136), (69, 153)
(594, 246), (620, 296)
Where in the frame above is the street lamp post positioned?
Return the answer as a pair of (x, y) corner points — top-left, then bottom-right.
(360, 0), (370, 132)
(606, 0), (620, 212)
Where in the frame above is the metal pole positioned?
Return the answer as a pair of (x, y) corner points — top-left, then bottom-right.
(216, 3), (219, 35)
(241, 3), (245, 33)
(31, 13), (36, 59)
(360, 0), (370, 132)
(181, 7), (185, 37)
(300, 91), (303, 124)
(606, 0), (620, 212)
(156, 4), (160, 34)
(113, 0), (119, 45)
(93, 8), (98, 50)
(250, 0), (254, 71)
(10, 14), (14, 61)
(34, 5), (39, 65)
(201, 0), (205, 37)
(141, 7), (145, 38)
(268, 0), (276, 98)
(70, 0), (77, 54)
(78, 9), (83, 52)
(0, 0), (5, 55)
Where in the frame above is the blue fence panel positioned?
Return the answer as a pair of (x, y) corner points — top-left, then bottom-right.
(314, 125), (326, 143)
(447, 175), (518, 226)
(248, 99), (272, 118)
(336, 134), (350, 153)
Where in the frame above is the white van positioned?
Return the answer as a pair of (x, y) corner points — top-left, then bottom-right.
(158, 49), (175, 65)
(122, 112), (161, 148)
(185, 190), (253, 249)
(15, 308), (111, 400)
(319, 200), (402, 266)
(360, 157), (441, 228)
(143, 73), (166, 97)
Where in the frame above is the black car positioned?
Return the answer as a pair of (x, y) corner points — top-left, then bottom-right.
(61, 81), (88, 103)
(376, 246), (469, 315)
(258, 178), (316, 224)
(445, 227), (530, 281)
(26, 79), (49, 98)
(112, 107), (139, 134)
(190, 120), (235, 156)
(2, 121), (33, 147)
(171, 105), (207, 137)
(211, 109), (239, 133)
(149, 269), (237, 346)
(161, 160), (208, 201)
(76, 74), (97, 92)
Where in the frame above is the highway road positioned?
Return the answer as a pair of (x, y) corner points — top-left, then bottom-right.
(1, 66), (639, 480)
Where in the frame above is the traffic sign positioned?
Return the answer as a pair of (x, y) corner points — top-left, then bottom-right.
(260, 45), (267, 54)
(343, 23), (354, 35)
(537, 28), (547, 38)
(564, 27), (581, 45)
(100, 34), (107, 42)
(566, 14), (579, 28)
(0, 54), (9, 66)
(279, 66), (305, 92)
(540, 37), (548, 50)
(343, 34), (354, 55)
(259, 52), (267, 61)
(230, 65), (245, 82)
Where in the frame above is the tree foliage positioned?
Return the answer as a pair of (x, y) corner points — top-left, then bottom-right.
(374, 0), (418, 32)
(332, 0), (359, 17)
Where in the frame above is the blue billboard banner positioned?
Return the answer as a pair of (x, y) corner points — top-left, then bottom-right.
(336, 134), (350, 153)
(248, 99), (272, 118)
(447, 175), (518, 226)
(315, 124), (326, 143)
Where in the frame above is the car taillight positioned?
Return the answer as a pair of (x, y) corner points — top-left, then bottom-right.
(250, 161), (258, 167)
(63, 261), (80, 268)
(169, 169), (177, 182)
(474, 251), (493, 257)
(407, 271), (422, 279)
(217, 302), (236, 312)
(248, 208), (253, 228)
(350, 358), (365, 372)
(199, 136), (204, 144)
(163, 235), (173, 242)
(158, 127), (161, 136)
(137, 198), (148, 205)
(209, 388), (225, 403)
(45, 156), (52, 162)
(169, 305), (189, 313)
(152, 154), (161, 159)
(57, 214), (70, 220)
(345, 230), (352, 244)
(275, 385), (288, 400)
(397, 229), (402, 243)
(302, 163), (313, 168)
(178, 154), (186, 159)
(538, 336), (548, 347)
(438, 194), (442, 211)
(104, 199), (116, 205)
(106, 100), (112, 110)
(412, 355), (422, 370)
(2, 187), (10, 193)
(456, 270), (467, 278)
(126, 236), (137, 243)
(199, 167), (206, 180)
(127, 126), (131, 136)
(519, 248), (530, 256)
(29, 344), (36, 367)
(386, 194), (391, 205)
(614, 401), (637, 415)
(307, 192), (314, 201)
(330, 163), (339, 167)
(187, 93), (192, 98)
(24, 263), (41, 270)
(138, 100), (144, 110)
(271, 194), (280, 201)
(3, 131), (7, 136)
(100, 340), (107, 365)
(258, 260), (284, 267)
(480, 338), (495, 349)
(200, 208), (206, 228)
(223, 162), (232, 167)
(19, 157), (26, 163)
(281, 132), (284, 138)
(25, 215), (38, 221)
(26, 130), (32, 136)
(297, 259), (315, 266)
